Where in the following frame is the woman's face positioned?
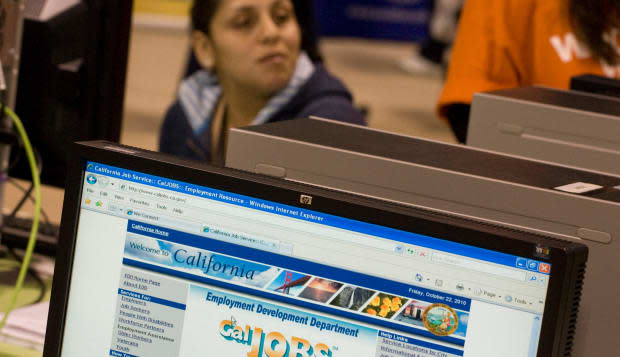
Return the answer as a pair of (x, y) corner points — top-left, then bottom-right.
(195, 0), (302, 96)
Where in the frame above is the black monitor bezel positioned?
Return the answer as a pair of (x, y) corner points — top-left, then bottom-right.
(43, 141), (587, 357)
(11, 0), (132, 188)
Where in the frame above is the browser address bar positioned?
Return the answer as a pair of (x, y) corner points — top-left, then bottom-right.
(431, 252), (526, 281)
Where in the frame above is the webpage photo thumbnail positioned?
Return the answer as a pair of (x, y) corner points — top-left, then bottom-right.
(299, 278), (344, 303)
(267, 270), (311, 296)
(330, 285), (377, 311)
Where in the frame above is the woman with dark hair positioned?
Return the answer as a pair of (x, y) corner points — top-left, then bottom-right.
(160, 0), (365, 163)
(437, 0), (620, 143)
(183, 0), (322, 76)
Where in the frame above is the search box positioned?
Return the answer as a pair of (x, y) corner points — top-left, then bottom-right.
(431, 252), (526, 281)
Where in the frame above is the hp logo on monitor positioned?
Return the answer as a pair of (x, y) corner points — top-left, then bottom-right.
(535, 245), (551, 258)
(299, 194), (313, 205)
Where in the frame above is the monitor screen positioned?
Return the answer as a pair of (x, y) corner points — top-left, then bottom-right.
(45, 143), (585, 357)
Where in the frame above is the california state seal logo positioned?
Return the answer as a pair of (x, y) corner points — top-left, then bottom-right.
(423, 303), (459, 336)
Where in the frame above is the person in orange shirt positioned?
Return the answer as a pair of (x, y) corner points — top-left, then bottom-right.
(438, 0), (620, 143)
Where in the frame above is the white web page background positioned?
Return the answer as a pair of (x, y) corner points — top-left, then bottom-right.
(61, 210), (128, 356)
(465, 301), (539, 356)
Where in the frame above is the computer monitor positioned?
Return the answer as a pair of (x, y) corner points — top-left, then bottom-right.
(570, 74), (620, 98)
(10, 0), (132, 188)
(225, 117), (619, 356)
(44, 141), (587, 357)
(467, 86), (620, 176)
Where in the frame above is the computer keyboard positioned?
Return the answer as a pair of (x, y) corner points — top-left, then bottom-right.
(1, 214), (59, 256)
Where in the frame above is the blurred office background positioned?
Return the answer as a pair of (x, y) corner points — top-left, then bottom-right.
(2, 0), (457, 225)
(123, 0), (456, 152)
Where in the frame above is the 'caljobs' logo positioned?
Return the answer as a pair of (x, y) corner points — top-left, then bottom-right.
(86, 174), (97, 185)
(219, 320), (332, 357)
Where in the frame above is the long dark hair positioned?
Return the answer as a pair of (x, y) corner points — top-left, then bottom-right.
(191, 0), (220, 34)
(569, 0), (620, 65)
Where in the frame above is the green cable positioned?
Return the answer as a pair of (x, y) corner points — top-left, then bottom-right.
(0, 106), (41, 330)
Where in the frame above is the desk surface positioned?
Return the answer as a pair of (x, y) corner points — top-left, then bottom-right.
(0, 342), (43, 357)
(3, 179), (65, 223)
(1, 253), (52, 357)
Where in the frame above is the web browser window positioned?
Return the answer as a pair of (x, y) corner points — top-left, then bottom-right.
(61, 162), (551, 357)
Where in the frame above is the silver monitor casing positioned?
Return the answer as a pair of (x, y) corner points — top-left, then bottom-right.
(467, 86), (620, 176)
(226, 117), (620, 356)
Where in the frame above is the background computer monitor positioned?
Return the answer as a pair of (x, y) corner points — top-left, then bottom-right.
(10, 0), (132, 188)
(225, 118), (619, 356)
(570, 74), (620, 99)
(467, 86), (620, 176)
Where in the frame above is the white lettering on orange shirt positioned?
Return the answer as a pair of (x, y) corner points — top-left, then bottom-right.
(550, 29), (620, 78)
(549, 33), (591, 62)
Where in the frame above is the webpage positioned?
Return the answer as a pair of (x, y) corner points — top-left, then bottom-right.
(61, 162), (551, 357)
